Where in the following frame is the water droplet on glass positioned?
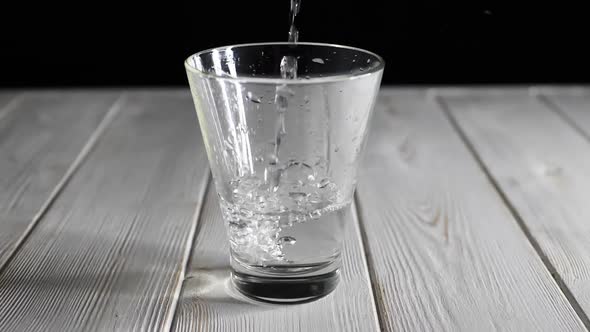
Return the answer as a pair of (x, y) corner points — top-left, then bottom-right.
(246, 91), (262, 103)
(305, 75), (311, 79)
(279, 236), (297, 245)
(367, 59), (371, 63)
(334, 146), (340, 152)
(312, 58), (325, 64)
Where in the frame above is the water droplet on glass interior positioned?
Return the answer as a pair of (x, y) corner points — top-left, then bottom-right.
(312, 58), (325, 64)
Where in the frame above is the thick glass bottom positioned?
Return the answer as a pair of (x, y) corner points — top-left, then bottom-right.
(231, 270), (340, 304)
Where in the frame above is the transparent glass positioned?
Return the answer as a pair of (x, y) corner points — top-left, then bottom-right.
(185, 42), (383, 303)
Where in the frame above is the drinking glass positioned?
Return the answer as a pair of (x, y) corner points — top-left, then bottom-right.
(185, 42), (383, 303)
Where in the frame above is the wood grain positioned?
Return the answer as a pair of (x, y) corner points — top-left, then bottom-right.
(355, 89), (586, 331)
(444, 91), (590, 324)
(0, 91), (121, 269)
(0, 91), (209, 331)
(172, 181), (380, 331)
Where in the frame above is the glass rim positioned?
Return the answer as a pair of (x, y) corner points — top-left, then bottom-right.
(184, 42), (385, 84)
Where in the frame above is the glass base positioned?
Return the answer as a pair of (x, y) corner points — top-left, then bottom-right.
(231, 270), (340, 304)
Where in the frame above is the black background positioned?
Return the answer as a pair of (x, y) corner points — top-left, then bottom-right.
(1, 0), (589, 86)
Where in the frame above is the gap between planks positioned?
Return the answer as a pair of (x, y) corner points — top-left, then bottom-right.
(435, 92), (590, 331)
(354, 192), (386, 332)
(536, 94), (590, 145)
(164, 172), (212, 332)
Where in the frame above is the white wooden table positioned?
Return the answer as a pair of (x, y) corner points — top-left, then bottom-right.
(1, 87), (590, 331)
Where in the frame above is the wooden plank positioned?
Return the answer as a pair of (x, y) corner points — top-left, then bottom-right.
(172, 182), (380, 331)
(0, 91), (121, 269)
(542, 93), (590, 142)
(354, 89), (586, 331)
(444, 91), (590, 326)
(0, 91), (210, 331)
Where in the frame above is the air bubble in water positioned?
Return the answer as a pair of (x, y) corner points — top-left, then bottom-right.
(289, 192), (308, 206)
(309, 210), (322, 220)
(282, 161), (315, 184)
(279, 236), (297, 245)
(312, 58), (325, 64)
(318, 178), (330, 188)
